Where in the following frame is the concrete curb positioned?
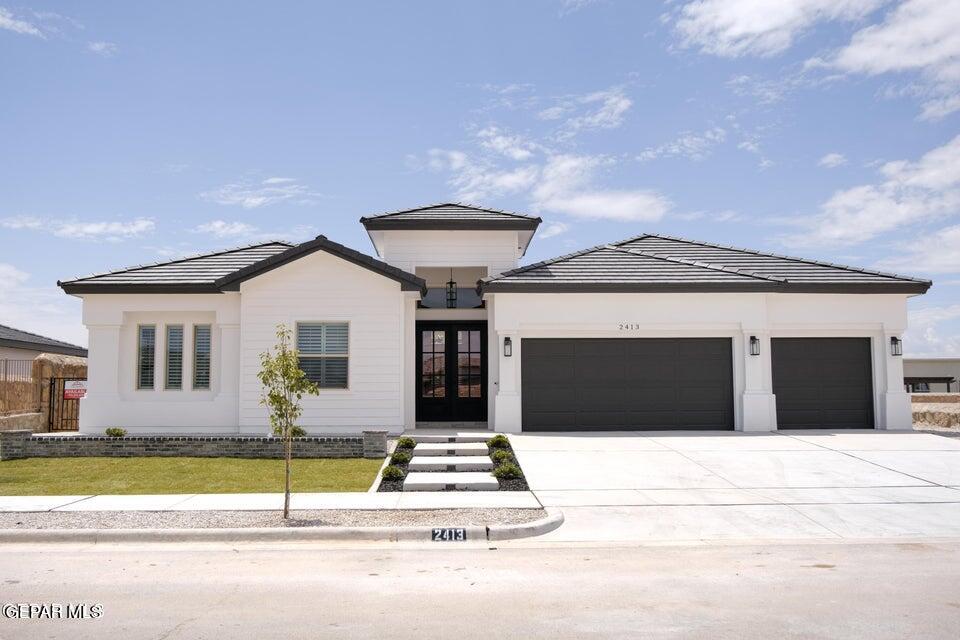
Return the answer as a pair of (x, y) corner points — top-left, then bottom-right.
(0, 508), (564, 544)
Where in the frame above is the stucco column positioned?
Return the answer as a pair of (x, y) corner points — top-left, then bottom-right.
(80, 323), (121, 434)
(494, 331), (521, 433)
(881, 331), (912, 429)
(741, 331), (777, 431)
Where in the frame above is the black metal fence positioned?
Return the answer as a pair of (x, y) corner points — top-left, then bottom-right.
(48, 377), (84, 431)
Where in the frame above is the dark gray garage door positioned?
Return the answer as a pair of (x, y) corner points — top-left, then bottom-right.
(521, 338), (734, 431)
(772, 338), (874, 429)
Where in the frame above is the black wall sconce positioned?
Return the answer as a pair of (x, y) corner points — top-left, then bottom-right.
(749, 335), (760, 356)
(890, 336), (902, 356)
(503, 336), (513, 357)
(445, 269), (457, 309)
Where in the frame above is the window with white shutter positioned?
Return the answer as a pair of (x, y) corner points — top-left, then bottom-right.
(137, 325), (156, 389)
(193, 324), (211, 389)
(296, 323), (348, 389)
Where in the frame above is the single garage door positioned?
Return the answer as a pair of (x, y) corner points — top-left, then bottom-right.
(772, 338), (874, 429)
(521, 338), (734, 431)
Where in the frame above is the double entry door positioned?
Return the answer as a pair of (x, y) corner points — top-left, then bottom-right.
(416, 322), (487, 422)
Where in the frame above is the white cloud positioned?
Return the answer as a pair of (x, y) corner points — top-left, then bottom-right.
(559, 0), (601, 16)
(87, 41), (117, 56)
(538, 88), (633, 140)
(193, 220), (259, 238)
(672, 0), (885, 57)
(475, 127), (537, 160)
(819, 152), (848, 167)
(0, 263), (85, 347)
(200, 177), (321, 209)
(427, 149), (539, 201)
(904, 304), (960, 356)
(785, 134), (960, 246)
(539, 221), (570, 238)
(810, 0), (960, 119)
(532, 154), (672, 222)
(637, 127), (727, 161)
(0, 7), (43, 37)
(876, 224), (960, 273)
(2, 216), (155, 241)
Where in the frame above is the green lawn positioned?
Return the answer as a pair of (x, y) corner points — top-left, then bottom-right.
(0, 457), (384, 495)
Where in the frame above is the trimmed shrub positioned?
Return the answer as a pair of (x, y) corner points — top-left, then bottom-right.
(492, 461), (522, 480)
(289, 425), (307, 438)
(395, 436), (416, 449)
(381, 465), (405, 481)
(104, 427), (126, 438)
(486, 434), (511, 449)
(490, 449), (514, 464)
(390, 450), (412, 465)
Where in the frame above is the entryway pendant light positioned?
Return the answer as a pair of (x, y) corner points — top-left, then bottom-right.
(445, 269), (457, 309)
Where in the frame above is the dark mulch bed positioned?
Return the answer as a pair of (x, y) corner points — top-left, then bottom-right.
(376, 454), (410, 492)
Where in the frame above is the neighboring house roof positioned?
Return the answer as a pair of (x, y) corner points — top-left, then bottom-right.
(0, 324), (87, 357)
(59, 237), (426, 295)
(360, 203), (542, 230)
(480, 233), (932, 294)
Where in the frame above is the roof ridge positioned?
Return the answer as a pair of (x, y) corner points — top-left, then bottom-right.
(58, 240), (294, 285)
(361, 202), (540, 222)
(606, 245), (788, 283)
(620, 233), (931, 285)
(0, 323), (85, 349)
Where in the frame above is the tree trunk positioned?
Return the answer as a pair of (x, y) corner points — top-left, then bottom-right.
(283, 427), (292, 519)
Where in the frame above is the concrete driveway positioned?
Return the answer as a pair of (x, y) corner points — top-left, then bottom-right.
(510, 430), (960, 543)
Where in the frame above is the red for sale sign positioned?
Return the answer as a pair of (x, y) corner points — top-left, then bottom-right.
(63, 380), (87, 399)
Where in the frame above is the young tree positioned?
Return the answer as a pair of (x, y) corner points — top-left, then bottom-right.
(258, 324), (319, 519)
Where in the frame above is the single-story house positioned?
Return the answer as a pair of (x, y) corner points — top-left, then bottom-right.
(58, 203), (931, 435)
(904, 358), (960, 393)
(0, 323), (88, 361)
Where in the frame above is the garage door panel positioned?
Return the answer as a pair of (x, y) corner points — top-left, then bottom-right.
(772, 338), (873, 430)
(522, 338), (734, 431)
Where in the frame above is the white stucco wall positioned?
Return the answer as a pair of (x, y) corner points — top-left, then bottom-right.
(371, 229), (522, 277)
(78, 293), (241, 434)
(238, 250), (408, 435)
(488, 292), (912, 432)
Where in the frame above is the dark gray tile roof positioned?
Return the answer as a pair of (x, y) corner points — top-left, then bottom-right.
(0, 324), (87, 357)
(59, 242), (294, 292)
(360, 203), (541, 230)
(480, 233), (932, 294)
(58, 238), (426, 294)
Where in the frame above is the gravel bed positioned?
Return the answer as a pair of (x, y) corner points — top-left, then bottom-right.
(0, 508), (547, 530)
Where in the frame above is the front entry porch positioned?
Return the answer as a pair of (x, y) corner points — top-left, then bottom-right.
(415, 321), (487, 425)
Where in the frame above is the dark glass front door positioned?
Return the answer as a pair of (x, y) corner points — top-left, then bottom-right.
(416, 322), (486, 422)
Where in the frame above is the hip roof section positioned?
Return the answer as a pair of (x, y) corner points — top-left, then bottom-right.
(480, 233), (932, 294)
(360, 203), (541, 230)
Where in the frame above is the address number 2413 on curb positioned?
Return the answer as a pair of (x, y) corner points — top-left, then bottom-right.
(432, 528), (467, 541)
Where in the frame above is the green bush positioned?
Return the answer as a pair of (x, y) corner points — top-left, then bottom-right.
(289, 425), (307, 438)
(381, 465), (405, 481)
(104, 427), (126, 438)
(492, 461), (522, 480)
(490, 449), (514, 464)
(486, 434), (511, 449)
(390, 450), (412, 465)
(395, 436), (416, 449)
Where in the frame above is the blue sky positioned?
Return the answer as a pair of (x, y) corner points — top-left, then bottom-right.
(1, 0), (958, 354)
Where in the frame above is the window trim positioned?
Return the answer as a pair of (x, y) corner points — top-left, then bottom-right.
(136, 324), (156, 390)
(295, 321), (350, 390)
(192, 324), (212, 390)
(164, 324), (184, 390)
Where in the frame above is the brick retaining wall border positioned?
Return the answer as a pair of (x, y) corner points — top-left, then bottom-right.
(0, 430), (388, 461)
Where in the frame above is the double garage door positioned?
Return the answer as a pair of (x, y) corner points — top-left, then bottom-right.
(520, 337), (873, 431)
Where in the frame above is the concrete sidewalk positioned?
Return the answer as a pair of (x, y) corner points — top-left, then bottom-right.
(0, 491), (541, 512)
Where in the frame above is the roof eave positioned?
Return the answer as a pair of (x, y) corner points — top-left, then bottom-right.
(480, 282), (932, 294)
(359, 219), (541, 231)
(0, 337), (87, 357)
(58, 282), (222, 294)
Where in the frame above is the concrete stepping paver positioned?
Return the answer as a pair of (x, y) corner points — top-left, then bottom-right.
(403, 471), (499, 492)
(413, 442), (489, 456)
(408, 455), (494, 472)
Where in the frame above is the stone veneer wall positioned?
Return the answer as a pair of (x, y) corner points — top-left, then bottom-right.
(0, 430), (388, 461)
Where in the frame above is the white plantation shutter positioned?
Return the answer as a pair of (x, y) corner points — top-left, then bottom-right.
(138, 325), (156, 389)
(165, 325), (183, 389)
(297, 323), (349, 388)
(193, 325), (211, 389)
